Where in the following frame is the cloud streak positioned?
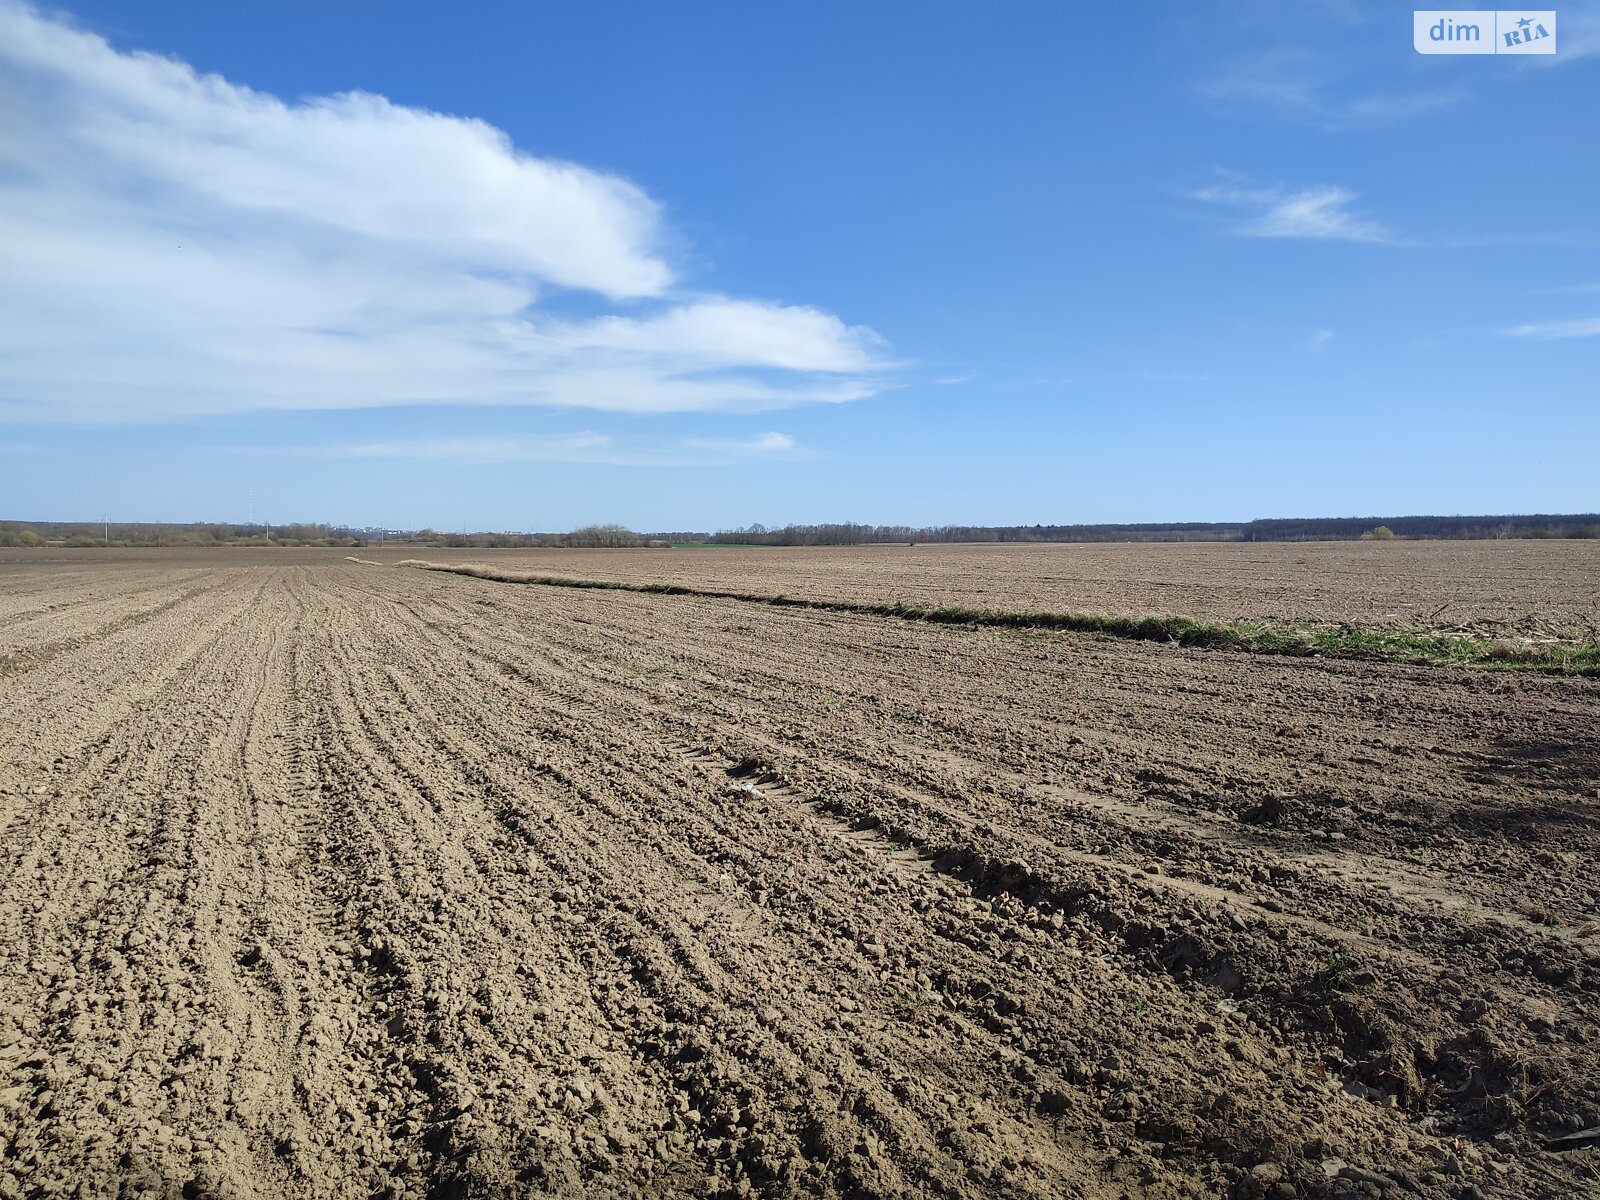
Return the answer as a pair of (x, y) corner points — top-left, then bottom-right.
(1200, 52), (1466, 131)
(1189, 177), (1392, 243)
(0, 3), (889, 425)
(234, 431), (807, 467)
(1506, 317), (1600, 339)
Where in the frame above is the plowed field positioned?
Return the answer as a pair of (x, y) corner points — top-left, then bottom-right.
(362, 540), (1600, 638)
(2, 550), (1597, 1200)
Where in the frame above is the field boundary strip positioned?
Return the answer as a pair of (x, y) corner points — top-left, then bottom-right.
(346, 558), (1600, 676)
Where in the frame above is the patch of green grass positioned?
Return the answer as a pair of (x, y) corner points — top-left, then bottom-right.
(1302, 626), (1600, 673)
(892, 990), (933, 1017)
(1322, 952), (1353, 990)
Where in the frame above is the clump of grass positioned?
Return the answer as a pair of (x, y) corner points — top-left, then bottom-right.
(1322, 953), (1353, 990)
(382, 560), (1600, 676)
(892, 990), (933, 1017)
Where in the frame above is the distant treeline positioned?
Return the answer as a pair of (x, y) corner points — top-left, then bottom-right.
(681, 514), (1600, 545)
(0, 520), (359, 548)
(3, 514), (1596, 549)
(411, 524), (664, 549)
(0, 520), (664, 550)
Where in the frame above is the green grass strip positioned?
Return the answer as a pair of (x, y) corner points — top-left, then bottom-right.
(378, 559), (1600, 676)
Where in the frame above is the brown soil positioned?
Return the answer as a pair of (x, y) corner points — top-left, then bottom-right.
(2, 552), (1597, 1199)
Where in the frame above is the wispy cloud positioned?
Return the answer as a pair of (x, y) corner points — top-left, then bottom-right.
(1186, 174), (1598, 252)
(1506, 317), (1600, 340)
(235, 431), (807, 467)
(1533, 0), (1600, 63)
(0, 441), (43, 455)
(1305, 328), (1336, 350)
(1189, 176), (1393, 244)
(0, 2), (890, 425)
(677, 431), (799, 457)
(1201, 52), (1465, 131)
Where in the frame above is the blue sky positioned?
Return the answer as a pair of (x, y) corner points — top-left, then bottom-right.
(1, 1), (1596, 531)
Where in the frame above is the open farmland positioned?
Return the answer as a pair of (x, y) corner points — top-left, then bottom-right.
(2, 547), (1598, 1200)
(362, 540), (1600, 639)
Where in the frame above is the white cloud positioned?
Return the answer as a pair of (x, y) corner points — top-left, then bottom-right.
(1200, 52), (1465, 131)
(244, 430), (805, 467)
(1190, 178), (1392, 244)
(1507, 317), (1600, 339)
(329, 435), (615, 463)
(1536, 0), (1600, 62)
(545, 302), (887, 373)
(1306, 329), (1336, 350)
(679, 431), (797, 455)
(0, 3), (888, 424)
